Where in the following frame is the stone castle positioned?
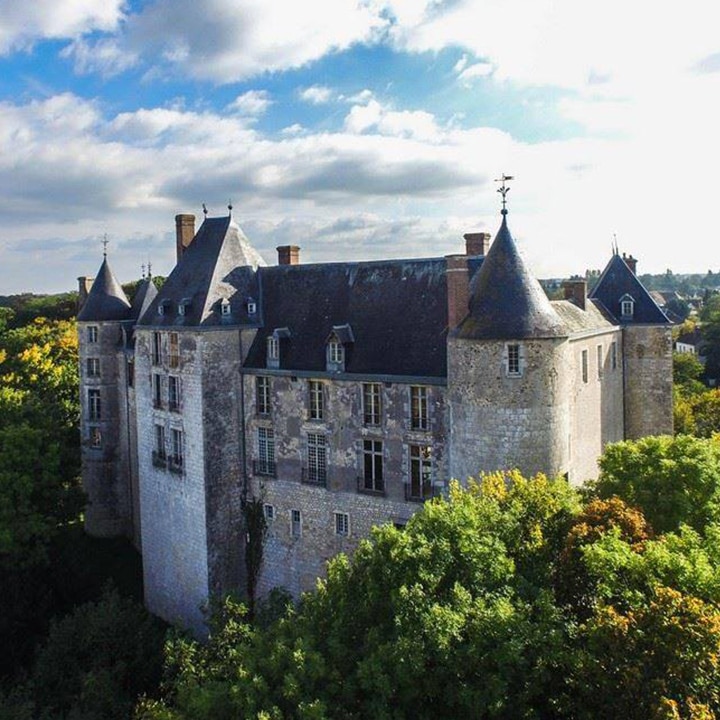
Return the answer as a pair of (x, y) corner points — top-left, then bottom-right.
(76, 202), (673, 634)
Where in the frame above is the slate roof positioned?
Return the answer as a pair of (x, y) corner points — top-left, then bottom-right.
(551, 299), (616, 333)
(77, 257), (131, 322)
(455, 215), (566, 340)
(130, 277), (158, 321)
(589, 254), (670, 324)
(138, 216), (265, 327)
(244, 258), (449, 378)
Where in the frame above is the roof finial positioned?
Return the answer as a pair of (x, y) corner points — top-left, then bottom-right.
(612, 233), (619, 256)
(495, 174), (514, 216)
(147, 260), (152, 279)
(102, 233), (109, 258)
(141, 263), (146, 279)
(202, 202), (208, 217)
(228, 199), (233, 217)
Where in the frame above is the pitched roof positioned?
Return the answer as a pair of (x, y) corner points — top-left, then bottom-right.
(455, 215), (566, 340)
(138, 216), (265, 327)
(243, 257), (449, 378)
(131, 277), (158, 322)
(77, 257), (131, 322)
(589, 254), (670, 324)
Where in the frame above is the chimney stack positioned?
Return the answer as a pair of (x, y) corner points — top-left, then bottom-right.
(563, 278), (587, 310)
(175, 214), (196, 263)
(77, 276), (94, 313)
(464, 232), (492, 256)
(446, 254), (470, 329)
(622, 252), (637, 275)
(277, 245), (301, 265)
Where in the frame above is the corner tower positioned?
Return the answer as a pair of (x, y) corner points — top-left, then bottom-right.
(77, 254), (134, 538)
(447, 203), (572, 483)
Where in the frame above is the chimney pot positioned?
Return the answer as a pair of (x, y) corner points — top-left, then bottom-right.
(77, 276), (94, 313)
(277, 245), (301, 265)
(464, 232), (492, 256)
(175, 214), (196, 263)
(446, 254), (470, 329)
(623, 254), (637, 275)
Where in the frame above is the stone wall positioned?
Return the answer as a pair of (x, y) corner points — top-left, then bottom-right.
(78, 320), (133, 538)
(623, 325), (674, 438)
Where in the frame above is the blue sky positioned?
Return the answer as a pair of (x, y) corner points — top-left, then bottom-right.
(1, 0), (719, 293)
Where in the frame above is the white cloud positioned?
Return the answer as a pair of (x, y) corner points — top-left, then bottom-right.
(343, 89), (373, 104)
(64, 0), (388, 82)
(0, 0), (124, 54)
(226, 90), (272, 117)
(344, 98), (441, 142)
(299, 85), (334, 104)
(457, 62), (493, 85)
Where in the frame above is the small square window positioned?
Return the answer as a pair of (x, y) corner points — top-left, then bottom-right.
(334, 512), (349, 537)
(264, 504), (275, 522)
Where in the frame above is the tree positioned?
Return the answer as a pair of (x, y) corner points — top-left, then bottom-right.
(593, 435), (720, 534)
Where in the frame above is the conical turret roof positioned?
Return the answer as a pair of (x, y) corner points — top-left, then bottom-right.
(455, 215), (566, 340)
(77, 257), (131, 322)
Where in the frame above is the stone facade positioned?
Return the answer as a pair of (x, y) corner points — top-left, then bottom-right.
(76, 209), (673, 633)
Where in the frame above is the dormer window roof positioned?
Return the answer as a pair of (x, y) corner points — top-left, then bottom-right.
(267, 327), (291, 369)
(620, 293), (635, 319)
(326, 324), (353, 372)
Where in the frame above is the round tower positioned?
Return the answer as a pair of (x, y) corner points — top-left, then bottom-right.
(447, 209), (572, 483)
(77, 254), (134, 538)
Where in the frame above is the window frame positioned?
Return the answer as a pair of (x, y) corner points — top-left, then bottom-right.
(257, 427), (276, 476)
(581, 349), (589, 384)
(88, 388), (101, 421)
(168, 375), (181, 412)
(306, 432), (327, 485)
(362, 439), (384, 493)
(88, 326), (98, 343)
(152, 332), (162, 366)
(506, 342), (522, 377)
(169, 428), (184, 472)
(291, 509), (302, 538)
(408, 444), (433, 501)
(328, 339), (344, 365)
(169, 332), (179, 368)
(362, 383), (381, 426)
(597, 344), (604, 379)
(334, 511), (350, 537)
(410, 386), (429, 431)
(152, 373), (163, 409)
(267, 336), (279, 361)
(263, 503), (275, 522)
(86, 357), (100, 377)
(309, 380), (324, 421)
(611, 341), (618, 370)
(256, 376), (271, 415)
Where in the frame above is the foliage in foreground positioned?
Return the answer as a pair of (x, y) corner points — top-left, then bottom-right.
(137, 452), (720, 720)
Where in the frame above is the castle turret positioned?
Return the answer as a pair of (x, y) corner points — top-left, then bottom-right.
(448, 210), (572, 482)
(77, 255), (135, 538)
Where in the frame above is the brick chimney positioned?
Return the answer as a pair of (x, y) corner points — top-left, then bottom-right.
(77, 276), (94, 312)
(622, 252), (637, 275)
(464, 232), (491, 256)
(446, 254), (470, 329)
(563, 278), (587, 310)
(175, 214), (196, 263)
(277, 245), (300, 265)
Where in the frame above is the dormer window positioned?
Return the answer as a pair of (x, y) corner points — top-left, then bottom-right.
(220, 298), (231, 317)
(247, 298), (257, 316)
(158, 299), (171, 316)
(326, 324), (353, 373)
(620, 294), (635, 319)
(178, 298), (192, 317)
(267, 328), (290, 369)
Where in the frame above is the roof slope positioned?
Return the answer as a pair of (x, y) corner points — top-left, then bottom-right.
(131, 277), (158, 322)
(138, 216), (265, 327)
(244, 257), (449, 377)
(77, 257), (131, 322)
(590, 254), (670, 324)
(455, 216), (566, 340)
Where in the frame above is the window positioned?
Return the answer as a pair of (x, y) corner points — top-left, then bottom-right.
(153, 424), (166, 466)
(291, 509), (301, 538)
(611, 341), (618, 370)
(169, 332), (179, 368)
(86, 357), (100, 377)
(178, 303), (186, 317)
(89, 427), (102, 448)
(597, 344), (604, 379)
(328, 340), (343, 365)
(581, 349), (589, 384)
(221, 299), (231, 316)
(170, 428), (184, 471)
(267, 336), (279, 361)
(88, 389), (101, 421)
(621, 295), (635, 318)
(88, 326), (98, 343)
(247, 300), (257, 315)
(309, 380), (324, 420)
(152, 332), (161, 365)
(507, 343), (521, 376)
(335, 512), (350, 537)
(362, 383), (381, 426)
(408, 445), (432, 501)
(168, 376), (181, 412)
(264, 504), (275, 522)
(256, 376), (271, 415)
(306, 433), (327, 485)
(257, 427), (276, 476)
(362, 439), (384, 493)
(410, 386), (429, 431)
(152, 373), (163, 409)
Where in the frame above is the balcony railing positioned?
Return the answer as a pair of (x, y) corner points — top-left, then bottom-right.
(356, 475), (385, 496)
(253, 459), (276, 477)
(301, 467), (327, 487)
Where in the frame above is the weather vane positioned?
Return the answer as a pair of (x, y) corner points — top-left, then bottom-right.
(202, 202), (208, 217)
(102, 233), (109, 257)
(141, 263), (146, 279)
(228, 199), (233, 216)
(495, 174), (514, 215)
(147, 260), (152, 279)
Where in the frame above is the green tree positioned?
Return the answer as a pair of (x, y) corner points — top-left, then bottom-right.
(593, 435), (720, 534)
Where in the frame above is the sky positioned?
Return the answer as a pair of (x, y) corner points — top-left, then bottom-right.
(1, 0), (720, 294)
